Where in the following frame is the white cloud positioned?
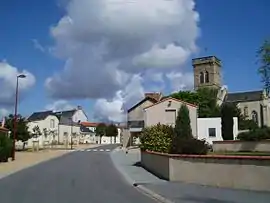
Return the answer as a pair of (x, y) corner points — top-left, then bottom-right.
(46, 0), (200, 121)
(0, 108), (9, 118)
(45, 100), (75, 112)
(166, 71), (194, 92)
(0, 61), (36, 106)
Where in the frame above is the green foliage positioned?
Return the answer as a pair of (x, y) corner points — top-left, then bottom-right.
(237, 127), (270, 141)
(257, 39), (270, 94)
(105, 124), (118, 137)
(140, 124), (174, 153)
(174, 105), (192, 138)
(221, 103), (234, 140)
(170, 88), (221, 118)
(95, 123), (106, 137)
(0, 135), (12, 162)
(4, 114), (31, 142)
(171, 137), (209, 155)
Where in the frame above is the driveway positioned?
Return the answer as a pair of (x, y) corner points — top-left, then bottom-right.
(0, 144), (157, 203)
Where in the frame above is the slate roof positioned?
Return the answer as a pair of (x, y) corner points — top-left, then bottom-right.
(225, 90), (263, 103)
(54, 110), (77, 125)
(27, 111), (54, 122)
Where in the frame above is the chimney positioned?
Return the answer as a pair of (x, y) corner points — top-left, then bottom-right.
(144, 92), (162, 101)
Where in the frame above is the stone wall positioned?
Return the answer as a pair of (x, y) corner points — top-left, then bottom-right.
(213, 140), (270, 152)
(141, 150), (270, 192)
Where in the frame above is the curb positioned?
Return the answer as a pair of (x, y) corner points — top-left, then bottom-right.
(110, 148), (174, 203)
(135, 185), (175, 203)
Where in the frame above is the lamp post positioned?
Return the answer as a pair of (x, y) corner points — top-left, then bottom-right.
(12, 74), (26, 161)
(70, 117), (73, 150)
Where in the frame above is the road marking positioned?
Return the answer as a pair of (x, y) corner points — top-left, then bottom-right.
(106, 149), (110, 152)
(99, 149), (104, 151)
(93, 149), (97, 151)
(87, 149), (92, 152)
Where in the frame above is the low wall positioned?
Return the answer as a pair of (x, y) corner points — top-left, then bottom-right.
(141, 150), (270, 192)
(213, 140), (270, 152)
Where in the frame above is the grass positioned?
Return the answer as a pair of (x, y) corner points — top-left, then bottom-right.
(208, 151), (270, 156)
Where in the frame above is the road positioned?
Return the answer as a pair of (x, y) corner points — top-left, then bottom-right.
(0, 144), (157, 203)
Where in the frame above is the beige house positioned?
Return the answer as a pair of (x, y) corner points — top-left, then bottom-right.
(144, 97), (198, 137)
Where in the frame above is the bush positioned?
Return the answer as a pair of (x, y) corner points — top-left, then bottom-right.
(237, 127), (270, 141)
(140, 123), (174, 153)
(0, 135), (13, 162)
(175, 105), (192, 138)
(171, 137), (209, 155)
(221, 103), (234, 140)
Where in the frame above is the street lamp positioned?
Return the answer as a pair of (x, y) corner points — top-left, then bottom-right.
(12, 74), (26, 161)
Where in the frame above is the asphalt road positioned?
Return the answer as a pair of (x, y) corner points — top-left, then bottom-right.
(0, 144), (157, 203)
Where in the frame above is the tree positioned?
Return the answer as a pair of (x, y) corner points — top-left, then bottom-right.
(32, 126), (42, 138)
(4, 114), (31, 149)
(257, 39), (270, 95)
(174, 105), (192, 139)
(105, 124), (118, 143)
(170, 88), (220, 118)
(221, 103), (234, 140)
(95, 123), (107, 144)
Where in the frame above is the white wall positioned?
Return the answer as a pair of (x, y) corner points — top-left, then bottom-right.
(99, 128), (121, 144)
(197, 117), (238, 144)
(58, 124), (81, 143)
(72, 110), (87, 123)
(27, 115), (59, 134)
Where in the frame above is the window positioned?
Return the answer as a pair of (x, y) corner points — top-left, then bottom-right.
(64, 132), (68, 137)
(243, 106), (248, 117)
(208, 128), (216, 137)
(50, 119), (55, 128)
(199, 72), (204, 84)
(205, 71), (209, 83)
(165, 109), (176, 127)
(251, 111), (258, 124)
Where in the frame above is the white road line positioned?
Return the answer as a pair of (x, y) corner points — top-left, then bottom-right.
(99, 149), (104, 151)
(93, 149), (97, 152)
(105, 149), (110, 152)
(87, 149), (92, 152)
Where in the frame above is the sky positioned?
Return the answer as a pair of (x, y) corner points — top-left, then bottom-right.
(0, 0), (269, 122)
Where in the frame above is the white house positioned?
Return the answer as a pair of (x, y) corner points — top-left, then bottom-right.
(27, 111), (59, 147)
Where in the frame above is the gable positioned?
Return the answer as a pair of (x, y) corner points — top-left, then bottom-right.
(128, 97), (157, 113)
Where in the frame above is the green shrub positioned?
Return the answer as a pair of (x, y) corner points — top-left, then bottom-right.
(171, 137), (209, 155)
(221, 103), (234, 140)
(174, 104), (192, 138)
(237, 127), (270, 141)
(0, 135), (13, 162)
(140, 123), (174, 153)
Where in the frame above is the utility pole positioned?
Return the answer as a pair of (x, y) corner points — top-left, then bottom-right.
(70, 117), (73, 150)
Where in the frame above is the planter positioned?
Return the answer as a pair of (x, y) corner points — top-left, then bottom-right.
(213, 140), (270, 152)
(141, 150), (270, 192)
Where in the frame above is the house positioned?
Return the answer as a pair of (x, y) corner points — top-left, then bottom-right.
(80, 122), (99, 144)
(27, 106), (89, 146)
(125, 92), (162, 146)
(27, 111), (59, 146)
(144, 97), (198, 137)
(54, 106), (88, 144)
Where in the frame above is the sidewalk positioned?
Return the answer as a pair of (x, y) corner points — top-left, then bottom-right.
(110, 148), (270, 203)
(0, 144), (99, 179)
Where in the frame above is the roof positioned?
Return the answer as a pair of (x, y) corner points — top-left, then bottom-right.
(80, 125), (94, 133)
(128, 97), (158, 113)
(54, 110), (77, 125)
(27, 111), (55, 122)
(81, 122), (100, 127)
(225, 90), (263, 103)
(0, 126), (8, 132)
(144, 97), (198, 110)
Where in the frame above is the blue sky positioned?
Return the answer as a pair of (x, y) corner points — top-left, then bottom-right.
(0, 0), (269, 121)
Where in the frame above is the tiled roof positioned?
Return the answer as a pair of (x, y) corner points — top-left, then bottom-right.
(225, 90), (263, 103)
(81, 122), (100, 127)
(27, 111), (54, 122)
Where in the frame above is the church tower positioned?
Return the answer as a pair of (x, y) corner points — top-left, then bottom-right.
(193, 56), (222, 90)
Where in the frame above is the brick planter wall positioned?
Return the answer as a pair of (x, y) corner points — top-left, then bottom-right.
(141, 150), (270, 192)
